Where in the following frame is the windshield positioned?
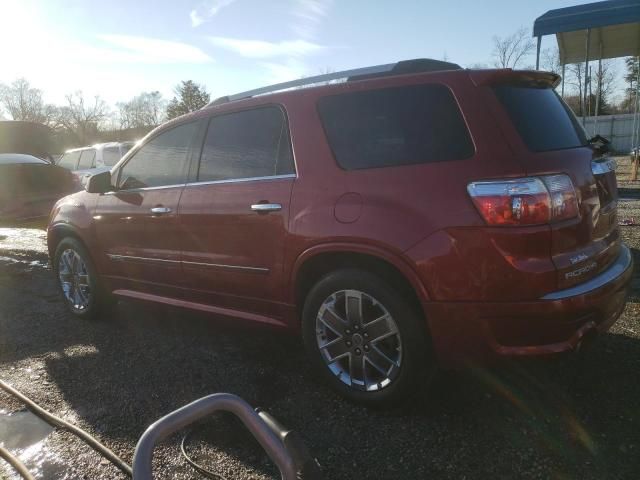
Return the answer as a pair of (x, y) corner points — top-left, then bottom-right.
(103, 147), (122, 166)
(493, 85), (588, 152)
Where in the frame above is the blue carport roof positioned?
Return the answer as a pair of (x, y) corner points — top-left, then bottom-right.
(534, 0), (640, 64)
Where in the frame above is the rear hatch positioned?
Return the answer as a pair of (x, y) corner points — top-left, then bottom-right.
(485, 71), (620, 291)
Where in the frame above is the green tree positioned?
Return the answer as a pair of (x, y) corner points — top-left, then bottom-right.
(166, 80), (210, 119)
(621, 57), (639, 113)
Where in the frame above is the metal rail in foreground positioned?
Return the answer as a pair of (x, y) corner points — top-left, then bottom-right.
(133, 393), (321, 480)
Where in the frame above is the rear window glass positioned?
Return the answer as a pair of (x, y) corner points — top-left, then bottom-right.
(493, 86), (588, 152)
(103, 147), (121, 166)
(317, 84), (474, 170)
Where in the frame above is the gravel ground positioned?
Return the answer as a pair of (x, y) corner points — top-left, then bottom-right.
(0, 157), (639, 480)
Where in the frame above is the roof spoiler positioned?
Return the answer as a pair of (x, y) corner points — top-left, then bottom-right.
(469, 69), (561, 88)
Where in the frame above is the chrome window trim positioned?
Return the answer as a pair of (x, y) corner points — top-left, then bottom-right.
(103, 174), (296, 194)
(185, 173), (296, 188)
(103, 183), (187, 195)
(182, 260), (269, 273)
(107, 254), (180, 264)
(541, 245), (632, 300)
(107, 254), (269, 273)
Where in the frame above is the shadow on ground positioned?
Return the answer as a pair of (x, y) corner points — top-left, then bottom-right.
(1, 229), (639, 479)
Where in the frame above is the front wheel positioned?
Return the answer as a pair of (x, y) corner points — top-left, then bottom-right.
(53, 237), (113, 319)
(301, 269), (435, 408)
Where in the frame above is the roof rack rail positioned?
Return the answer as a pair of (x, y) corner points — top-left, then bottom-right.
(206, 58), (461, 107)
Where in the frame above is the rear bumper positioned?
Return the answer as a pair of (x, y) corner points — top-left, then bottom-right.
(424, 244), (634, 368)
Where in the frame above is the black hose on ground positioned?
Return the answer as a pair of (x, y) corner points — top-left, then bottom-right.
(0, 379), (133, 477)
(0, 446), (36, 480)
(180, 428), (228, 480)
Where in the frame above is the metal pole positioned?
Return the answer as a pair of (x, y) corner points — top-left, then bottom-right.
(583, 28), (591, 126)
(610, 116), (615, 150)
(587, 67), (593, 116)
(561, 64), (565, 98)
(594, 42), (602, 135)
(632, 56), (640, 181)
(632, 57), (639, 156)
(535, 36), (542, 70)
(132, 393), (300, 480)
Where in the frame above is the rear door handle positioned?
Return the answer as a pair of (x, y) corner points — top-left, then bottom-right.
(150, 207), (172, 214)
(251, 203), (282, 212)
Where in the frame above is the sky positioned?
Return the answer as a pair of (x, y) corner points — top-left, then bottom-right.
(0, 0), (625, 107)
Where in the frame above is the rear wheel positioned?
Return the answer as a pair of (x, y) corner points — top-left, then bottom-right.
(302, 269), (435, 408)
(53, 237), (113, 319)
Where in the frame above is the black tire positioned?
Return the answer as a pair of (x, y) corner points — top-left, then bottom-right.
(301, 268), (435, 408)
(53, 237), (114, 320)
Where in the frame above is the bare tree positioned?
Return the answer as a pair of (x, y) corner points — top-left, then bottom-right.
(54, 92), (109, 145)
(567, 63), (585, 115)
(491, 27), (536, 69)
(566, 61), (616, 116)
(540, 47), (561, 76)
(117, 91), (166, 129)
(591, 60), (616, 115)
(0, 78), (56, 123)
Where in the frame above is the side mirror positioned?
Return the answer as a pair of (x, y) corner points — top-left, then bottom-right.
(588, 134), (611, 155)
(86, 170), (113, 194)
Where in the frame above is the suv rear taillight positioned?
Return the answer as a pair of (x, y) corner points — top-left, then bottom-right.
(467, 174), (578, 226)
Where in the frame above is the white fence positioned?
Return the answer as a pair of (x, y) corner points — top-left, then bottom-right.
(583, 113), (638, 153)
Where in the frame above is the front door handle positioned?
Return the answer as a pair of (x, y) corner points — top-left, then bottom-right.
(251, 203), (282, 212)
(150, 207), (172, 214)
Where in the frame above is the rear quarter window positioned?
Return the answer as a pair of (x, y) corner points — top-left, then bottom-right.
(317, 84), (474, 170)
(493, 85), (588, 152)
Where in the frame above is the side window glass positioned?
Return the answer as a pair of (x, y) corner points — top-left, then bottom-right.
(198, 106), (294, 182)
(118, 121), (199, 189)
(78, 149), (96, 169)
(58, 151), (81, 170)
(317, 84), (474, 170)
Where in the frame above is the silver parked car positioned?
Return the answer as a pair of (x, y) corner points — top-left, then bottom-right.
(57, 142), (135, 186)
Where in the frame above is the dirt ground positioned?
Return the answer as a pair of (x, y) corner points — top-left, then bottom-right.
(0, 157), (639, 480)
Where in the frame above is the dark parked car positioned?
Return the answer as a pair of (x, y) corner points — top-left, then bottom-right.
(47, 59), (633, 407)
(0, 120), (56, 163)
(0, 154), (77, 225)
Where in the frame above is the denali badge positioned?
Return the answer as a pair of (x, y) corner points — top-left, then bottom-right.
(565, 262), (597, 279)
(569, 253), (589, 265)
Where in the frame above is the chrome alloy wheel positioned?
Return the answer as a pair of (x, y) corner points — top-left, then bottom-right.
(315, 290), (402, 391)
(58, 248), (91, 312)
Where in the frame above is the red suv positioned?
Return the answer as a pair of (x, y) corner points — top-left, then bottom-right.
(47, 59), (633, 407)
